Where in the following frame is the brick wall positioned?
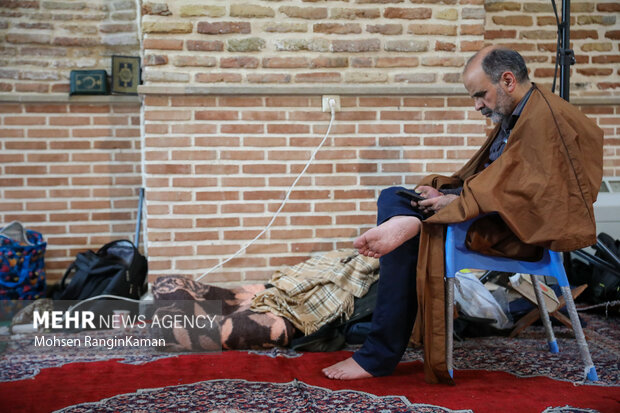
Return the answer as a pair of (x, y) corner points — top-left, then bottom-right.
(0, 99), (142, 280)
(142, 95), (620, 282)
(484, 0), (620, 94)
(141, 0), (485, 87)
(143, 94), (486, 281)
(0, 0), (139, 94)
(1, 0), (619, 285)
(139, 0), (619, 94)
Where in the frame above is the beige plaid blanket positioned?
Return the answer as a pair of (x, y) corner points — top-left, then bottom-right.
(250, 249), (379, 335)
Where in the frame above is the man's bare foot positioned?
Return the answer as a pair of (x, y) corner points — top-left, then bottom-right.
(322, 357), (372, 380)
(354, 216), (421, 258)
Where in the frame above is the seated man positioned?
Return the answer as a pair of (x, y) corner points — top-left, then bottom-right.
(323, 46), (604, 384)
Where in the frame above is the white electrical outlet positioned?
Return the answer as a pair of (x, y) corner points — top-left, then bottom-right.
(322, 95), (341, 112)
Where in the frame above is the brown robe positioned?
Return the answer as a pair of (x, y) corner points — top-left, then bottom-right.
(411, 84), (604, 384)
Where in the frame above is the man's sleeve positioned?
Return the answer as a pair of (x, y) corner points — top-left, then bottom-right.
(439, 187), (462, 196)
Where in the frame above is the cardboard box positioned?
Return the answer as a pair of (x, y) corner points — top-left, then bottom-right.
(509, 273), (560, 313)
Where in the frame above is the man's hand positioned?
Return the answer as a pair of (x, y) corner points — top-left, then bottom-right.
(414, 185), (441, 199)
(417, 194), (458, 214)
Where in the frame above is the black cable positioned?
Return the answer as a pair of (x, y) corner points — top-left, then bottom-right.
(550, 0), (561, 94)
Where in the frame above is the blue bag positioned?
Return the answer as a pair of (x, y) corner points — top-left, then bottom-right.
(0, 221), (47, 303)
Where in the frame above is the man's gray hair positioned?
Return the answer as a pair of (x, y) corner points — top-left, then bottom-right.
(481, 48), (529, 84)
(466, 47), (530, 84)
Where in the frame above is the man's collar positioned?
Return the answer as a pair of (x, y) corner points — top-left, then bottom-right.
(502, 86), (534, 131)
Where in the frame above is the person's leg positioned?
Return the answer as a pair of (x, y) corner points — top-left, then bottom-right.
(354, 187), (422, 258)
(352, 235), (419, 375)
(323, 187), (421, 379)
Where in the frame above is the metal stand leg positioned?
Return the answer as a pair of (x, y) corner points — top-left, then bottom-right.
(560, 285), (598, 381)
(530, 274), (559, 353)
(445, 277), (454, 378)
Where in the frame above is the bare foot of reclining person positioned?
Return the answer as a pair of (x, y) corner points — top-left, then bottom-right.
(353, 215), (422, 258)
(322, 357), (372, 380)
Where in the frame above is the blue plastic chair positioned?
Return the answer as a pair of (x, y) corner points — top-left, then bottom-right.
(444, 215), (598, 382)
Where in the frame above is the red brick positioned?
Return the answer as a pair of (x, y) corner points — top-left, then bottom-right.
(436, 41), (456, 52)
(15, 83), (49, 93)
(145, 124), (168, 134)
(597, 83), (620, 90)
(195, 73), (242, 83)
(170, 96), (216, 107)
(577, 68), (613, 76)
(332, 39), (381, 52)
(194, 136), (240, 147)
(28, 128), (70, 138)
(424, 111), (465, 120)
(197, 21), (251, 34)
(592, 55), (620, 64)
(242, 111), (286, 121)
(5, 165), (48, 175)
(336, 215), (375, 225)
(403, 149), (445, 158)
(186, 40), (224, 51)
(423, 136), (465, 146)
(4, 116), (46, 125)
(316, 228), (357, 238)
(314, 23), (362, 34)
(220, 56), (259, 68)
(171, 151), (217, 161)
(381, 163), (424, 173)
(534, 68), (558, 78)
(195, 110), (239, 121)
(404, 97), (445, 107)
(146, 164), (192, 174)
(352, 57), (373, 67)
(460, 24), (484, 36)
(219, 97), (264, 107)
(409, 24), (457, 36)
(461, 40), (485, 52)
(605, 30), (620, 40)
(49, 116), (90, 126)
(295, 72), (341, 83)
(492, 15), (533, 26)
(366, 23), (404, 36)
(145, 110), (192, 121)
(571, 30), (598, 40)
(0, 104), (22, 113)
(375, 57), (419, 67)
(247, 73), (292, 83)
(279, 6), (327, 19)
(598, 3), (620, 11)
(25, 104), (67, 113)
(221, 124), (265, 134)
(384, 7), (432, 19)
(0, 128), (24, 138)
(262, 57), (309, 68)
(27, 153), (68, 163)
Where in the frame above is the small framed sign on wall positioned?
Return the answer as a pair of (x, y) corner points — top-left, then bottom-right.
(111, 55), (141, 95)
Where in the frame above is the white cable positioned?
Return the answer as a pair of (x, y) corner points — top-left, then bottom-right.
(61, 295), (143, 323)
(194, 100), (337, 282)
(58, 100), (337, 312)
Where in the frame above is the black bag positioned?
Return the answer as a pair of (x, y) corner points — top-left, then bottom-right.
(566, 232), (620, 304)
(590, 233), (620, 303)
(54, 240), (147, 301)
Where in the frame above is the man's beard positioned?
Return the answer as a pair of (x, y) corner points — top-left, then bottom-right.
(481, 86), (514, 124)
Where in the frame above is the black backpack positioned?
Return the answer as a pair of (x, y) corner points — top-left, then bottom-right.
(590, 233), (620, 303)
(567, 232), (620, 304)
(54, 240), (148, 301)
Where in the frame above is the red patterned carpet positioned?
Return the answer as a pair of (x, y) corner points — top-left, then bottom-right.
(0, 313), (618, 412)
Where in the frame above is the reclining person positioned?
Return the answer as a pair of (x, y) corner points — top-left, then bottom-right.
(323, 46), (604, 384)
